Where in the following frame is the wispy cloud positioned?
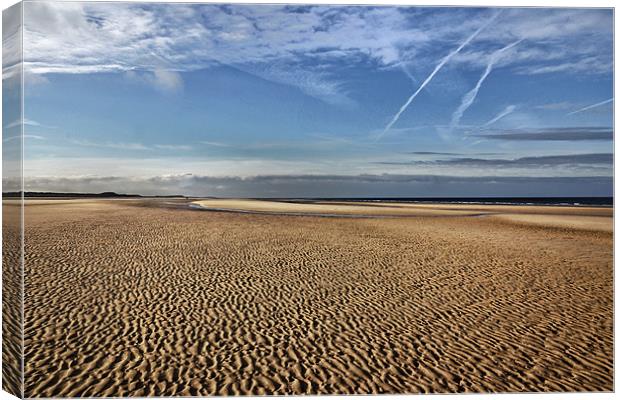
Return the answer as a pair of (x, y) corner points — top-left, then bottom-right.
(3, 118), (49, 129)
(124, 69), (184, 93)
(566, 98), (613, 116)
(71, 139), (193, 151)
(71, 139), (151, 151)
(3, 134), (45, 143)
(517, 56), (613, 75)
(200, 141), (232, 148)
(153, 144), (192, 151)
(17, 4), (612, 107)
(535, 101), (576, 111)
(377, 12), (500, 139)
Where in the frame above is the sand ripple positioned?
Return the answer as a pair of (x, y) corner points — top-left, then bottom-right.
(23, 199), (612, 396)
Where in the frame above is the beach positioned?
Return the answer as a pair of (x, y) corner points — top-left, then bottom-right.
(21, 198), (613, 396)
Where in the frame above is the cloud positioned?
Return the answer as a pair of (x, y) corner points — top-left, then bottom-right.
(153, 144), (192, 151)
(17, 173), (612, 198)
(2, 3), (22, 85)
(16, 4), (612, 106)
(450, 40), (522, 131)
(70, 139), (193, 151)
(378, 153), (612, 168)
(200, 141), (231, 147)
(71, 139), (151, 151)
(13, 2), (613, 115)
(406, 151), (504, 157)
(19, 3), (424, 103)
(535, 101), (577, 111)
(516, 56), (613, 75)
(22, 4), (612, 77)
(457, 9), (612, 76)
(239, 62), (354, 106)
(407, 151), (462, 156)
(566, 98), (613, 116)
(124, 69), (183, 93)
(474, 127), (613, 141)
(378, 11), (500, 139)
(2, 134), (45, 143)
(151, 70), (183, 93)
(3, 118), (45, 129)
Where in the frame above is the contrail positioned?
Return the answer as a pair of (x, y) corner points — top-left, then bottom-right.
(481, 104), (517, 128)
(450, 39), (523, 131)
(376, 12), (501, 140)
(567, 98), (613, 115)
(464, 104), (516, 138)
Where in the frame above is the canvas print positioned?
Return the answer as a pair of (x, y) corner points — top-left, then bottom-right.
(2, 1), (614, 397)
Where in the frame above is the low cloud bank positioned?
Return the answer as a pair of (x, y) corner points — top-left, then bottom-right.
(378, 153), (612, 167)
(474, 127), (612, 141)
(12, 174), (613, 198)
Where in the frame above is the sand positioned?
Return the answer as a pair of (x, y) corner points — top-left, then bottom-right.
(193, 199), (613, 232)
(21, 198), (613, 396)
(191, 199), (481, 216)
(2, 200), (23, 397)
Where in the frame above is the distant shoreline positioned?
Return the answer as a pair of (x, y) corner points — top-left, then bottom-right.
(308, 197), (614, 207)
(3, 192), (611, 207)
(2, 191), (187, 199)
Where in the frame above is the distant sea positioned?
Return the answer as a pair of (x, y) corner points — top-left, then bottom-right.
(309, 197), (613, 207)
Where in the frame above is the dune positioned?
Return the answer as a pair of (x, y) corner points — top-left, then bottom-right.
(21, 198), (612, 396)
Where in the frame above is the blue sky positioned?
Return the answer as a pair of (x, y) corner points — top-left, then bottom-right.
(2, 2), (614, 197)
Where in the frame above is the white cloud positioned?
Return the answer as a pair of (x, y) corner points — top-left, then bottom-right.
(151, 69), (183, 92)
(153, 144), (192, 151)
(123, 69), (184, 92)
(200, 141), (231, 147)
(535, 102), (576, 111)
(4, 118), (44, 129)
(71, 139), (151, 151)
(2, 3), (22, 82)
(517, 56), (613, 75)
(3, 134), (45, 143)
(69, 139), (194, 152)
(451, 9), (612, 75)
(15, 3), (612, 105)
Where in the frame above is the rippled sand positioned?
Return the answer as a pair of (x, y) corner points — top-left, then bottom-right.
(23, 199), (613, 396)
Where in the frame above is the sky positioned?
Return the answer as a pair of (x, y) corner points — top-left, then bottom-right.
(2, 2), (614, 197)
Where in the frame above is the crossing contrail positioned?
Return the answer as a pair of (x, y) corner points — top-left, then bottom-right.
(567, 98), (613, 115)
(450, 39), (522, 131)
(376, 11), (501, 140)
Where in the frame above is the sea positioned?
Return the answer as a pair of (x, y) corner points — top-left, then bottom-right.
(308, 197), (613, 207)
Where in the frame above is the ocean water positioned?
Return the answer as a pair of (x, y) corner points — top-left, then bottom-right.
(307, 197), (613, 207)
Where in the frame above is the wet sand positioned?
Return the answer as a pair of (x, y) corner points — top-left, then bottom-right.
(22, 198), (613, 396)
